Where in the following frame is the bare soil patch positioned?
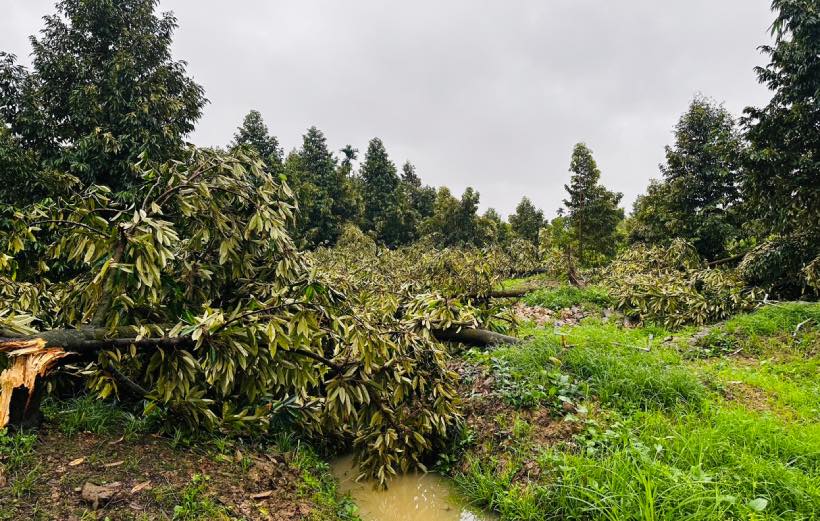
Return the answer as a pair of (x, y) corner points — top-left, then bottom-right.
(1, 426), (319, 520)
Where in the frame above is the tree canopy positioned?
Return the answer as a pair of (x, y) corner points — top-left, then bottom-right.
(230, 110), (282, 170)
(563, 143), (624, 266)
(0, 0), (206, 193)
(629, 96), (743, 260)
(509, 197), (545, 245)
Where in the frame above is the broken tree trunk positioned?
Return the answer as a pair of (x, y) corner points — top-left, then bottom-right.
(0, 327), (192, 429)
(0, 338), (71, 428)
(433, 327), (520, 347)
(0, 324), (519, 428)
(464, 288), (531, 300)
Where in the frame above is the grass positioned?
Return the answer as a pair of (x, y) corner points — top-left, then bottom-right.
(41, 394), (159, 438)
(523, 284), (612, 310)
(490, 321), (706, 412)
(171, 474), (230, 520)
(453, 302), (820, 520)
(0, 428), (39, 500)
(691, 302), (820, 357)
(287, 442), (360, 521)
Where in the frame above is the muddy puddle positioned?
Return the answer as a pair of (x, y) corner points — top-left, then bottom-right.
(331, 455), (496, 521)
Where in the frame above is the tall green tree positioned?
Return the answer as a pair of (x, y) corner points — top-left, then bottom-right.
(0, 0), (206, 192)
(422, 186), (485, 247)
(481, 208), (512, 246)
(360, 138), (411, 246)
(563, 143), (624, 265)
(230, 110), (281, 170)
(509, 196), (545, 244)
(743, 0), (819, 236)
(739, 0), (820, 295)
(286, 127), (351, 247)
(397, 161), (436, 243)
(629, 97), (743, 260)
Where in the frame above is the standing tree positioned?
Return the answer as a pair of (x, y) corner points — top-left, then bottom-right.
(397, 161), (436, 244)
(0, 0), (206, 192)
(740, 0), (819, 294)
(286, 127), (353, 247)
(230, 110), (282, 171)
(563, 143), (624, 266)
(422, 187), (485, 247)
(629, 97), (744, 260)
(509, 197), (545, 245)
(360, 138), (410, 246)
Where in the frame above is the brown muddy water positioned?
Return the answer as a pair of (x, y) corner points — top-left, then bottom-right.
(332, 455), (497, 521)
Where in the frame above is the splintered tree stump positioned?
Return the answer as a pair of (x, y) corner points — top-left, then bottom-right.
(0, 338), (70, 428)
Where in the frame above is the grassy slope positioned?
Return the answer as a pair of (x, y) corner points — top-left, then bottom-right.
(452, 285), (820, 521)
(0, 398), (359, 520)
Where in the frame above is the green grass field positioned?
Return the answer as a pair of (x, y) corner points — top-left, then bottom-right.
(453, 293), (820, 520)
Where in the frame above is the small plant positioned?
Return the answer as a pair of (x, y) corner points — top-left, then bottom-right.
(0, 428), (37, 473)
(435, 426), (477, 473)
(492, 358), (580, 411)
(172, 474), (228, 520)
(9, 466), (40, 497)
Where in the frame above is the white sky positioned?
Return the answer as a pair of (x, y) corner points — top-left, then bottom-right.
(2, 0), (775, 217)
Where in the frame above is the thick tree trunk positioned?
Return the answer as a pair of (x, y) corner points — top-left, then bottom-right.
(433, 327), (520, 347)
(0, 324), (520, 428)
(0, 327), (191, 428)
(464, 288), (531, 300)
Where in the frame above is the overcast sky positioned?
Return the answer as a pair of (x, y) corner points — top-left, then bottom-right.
(2, 1), (775, 217)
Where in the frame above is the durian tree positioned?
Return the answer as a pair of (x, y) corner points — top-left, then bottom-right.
(0, 148), (476, 485)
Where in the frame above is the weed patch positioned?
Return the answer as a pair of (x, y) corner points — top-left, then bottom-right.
(523, 285), (612, 310)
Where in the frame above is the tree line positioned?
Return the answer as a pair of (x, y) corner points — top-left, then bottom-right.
(1, 0), (817, 296)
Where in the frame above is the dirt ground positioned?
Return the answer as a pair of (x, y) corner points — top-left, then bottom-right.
(1, 426), (322, 520)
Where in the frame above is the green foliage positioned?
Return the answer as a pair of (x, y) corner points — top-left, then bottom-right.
(0, 0), (206, 193)
(359, 137), (413, 247)
(172, 474), (229, 520)
(0, 123), (58, 206)
(738, 233), (819, 297)
(605, 240), (760, 327)
(629, 96), (744, 260)
(508, 197), (545, 245)
(491, 355), (580, 411)
(563, 143), (624, 266)
(743, 0), (819, 239)
(286, 127), (356, 247)
(523, 285), (612, 310)
(230, 110), (282, 170)
(422, 187), (490, 247)
(3, 148), (461, 486)
(289, 445), (360, 521)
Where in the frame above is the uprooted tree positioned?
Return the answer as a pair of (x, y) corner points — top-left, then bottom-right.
(0, 148), (518, 486)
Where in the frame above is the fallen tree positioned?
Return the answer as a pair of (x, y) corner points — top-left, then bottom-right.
(0, 148), (520, 486)
(0, 322), (518, 428)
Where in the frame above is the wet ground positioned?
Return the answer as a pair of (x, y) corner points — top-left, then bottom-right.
(331, 455), (495, 521)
